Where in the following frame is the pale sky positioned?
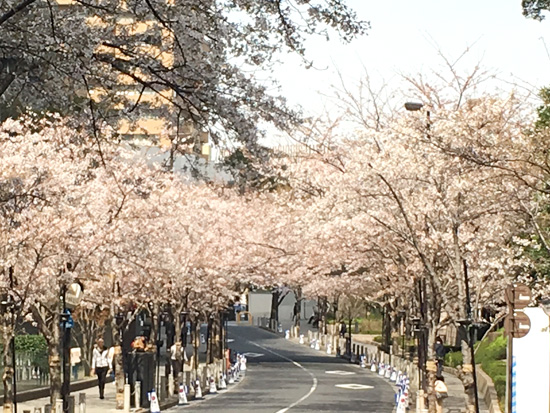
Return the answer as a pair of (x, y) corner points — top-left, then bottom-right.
(273, 0), (550, 117)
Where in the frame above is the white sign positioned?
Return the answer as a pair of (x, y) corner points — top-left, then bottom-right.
(335, 384), (374, 390)
(513, 307), (550, 413)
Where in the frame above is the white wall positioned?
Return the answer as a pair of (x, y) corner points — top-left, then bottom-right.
(513, 307), (550, 413)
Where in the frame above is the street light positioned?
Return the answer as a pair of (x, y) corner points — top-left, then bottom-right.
(404, 101), (431, 138)
(1, 290), (17, 413)
(61, 281), (83, 413)
(404, 102), (424, 111)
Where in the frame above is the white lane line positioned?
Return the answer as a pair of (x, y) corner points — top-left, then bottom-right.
(246, 340), (318, 413)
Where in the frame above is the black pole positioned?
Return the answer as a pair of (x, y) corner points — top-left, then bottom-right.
(463, 260), (480, 413)
(61, 285), (71, 413)
(416, 278), (427, 394)
(8, 267), (17, 413)
(156, 312), (162, 392)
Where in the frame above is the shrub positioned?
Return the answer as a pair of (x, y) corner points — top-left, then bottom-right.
(445, 350), (463, 368)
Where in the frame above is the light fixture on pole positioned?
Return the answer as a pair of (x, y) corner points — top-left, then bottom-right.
(404, 102), (424, 111)
(404, 101), (431, 139)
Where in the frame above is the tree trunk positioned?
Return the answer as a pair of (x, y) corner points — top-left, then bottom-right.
(112, 316), (125, 410)
(191, 317), (200, 375)
(270, 290), (280, 329)
(211, 314), (221, 362)
(47, 318), (62, 410)
(1, 310), (14, 413)
(319, 296), (327, 335)
(206, 316), (213, 364)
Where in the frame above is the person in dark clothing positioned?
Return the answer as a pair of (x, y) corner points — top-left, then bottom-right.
(434, 336), (446, 377)
(339, 321), (347, 338)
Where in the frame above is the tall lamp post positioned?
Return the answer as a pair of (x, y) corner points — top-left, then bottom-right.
(1, 289), (17, 413)
(180, 311), (188, 346)
(61, 282), (83, 413)
(460, 260), (480, 413)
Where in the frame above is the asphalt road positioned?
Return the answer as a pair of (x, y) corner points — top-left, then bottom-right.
(171, 324), (396, 413)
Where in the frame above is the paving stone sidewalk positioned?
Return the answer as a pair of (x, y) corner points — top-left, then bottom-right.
(18, 379), (121, 413)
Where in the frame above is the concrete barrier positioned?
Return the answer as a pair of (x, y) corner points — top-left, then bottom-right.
(477, 368), (502, 413)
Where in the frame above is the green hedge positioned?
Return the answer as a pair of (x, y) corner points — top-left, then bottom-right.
(15, 335), (48, 371)
(444, 330), (507, 409)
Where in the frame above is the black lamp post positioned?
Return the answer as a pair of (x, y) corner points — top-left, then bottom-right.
(1, 290), (17, 413)
(156, 310), (169, 393)
(60, 281), (83, 413)
(461, 260), (480, 413)
(180, 311), (188, 346)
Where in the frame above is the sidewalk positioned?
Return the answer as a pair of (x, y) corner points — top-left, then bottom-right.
(18, 380), (120, 413)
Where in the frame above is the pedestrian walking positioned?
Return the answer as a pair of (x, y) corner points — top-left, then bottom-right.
(434, 375), (448, 413)
(91, 338), (112, 399)
(70, 347), (81, 381)
(339, 321), (347, 338)
(170, 341), (189, 379)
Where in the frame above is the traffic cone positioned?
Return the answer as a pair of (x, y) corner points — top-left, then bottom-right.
(385, 366), (392, 379)
(285, 330), (290, 339)
(228, 368), (235, 384)
(314, 340), (320, 351)
(326, 343), (332, 355)
(390, 369), (397, 382)
(219, 373), (227, 390)
(178, 384), (188, 406)
(378, 363), (384, 376)
(396, 386), (408, 413)
(360, 355), (366, 368)
(149, 390), (161, 413)
(299, 334), (305, 344)
(371, 362), (377, 372)
(240, 356), (247, 371)
(209, 377), (217, 394)
(194, 379), (203, 399)
(310, 339), (315, 349)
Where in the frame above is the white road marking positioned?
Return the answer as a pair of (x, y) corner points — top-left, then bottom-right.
(242, 352), (264, 358)
(325, 370), (356, 376)
(335, 383), (374, 390)
(247, 341), (318, 413)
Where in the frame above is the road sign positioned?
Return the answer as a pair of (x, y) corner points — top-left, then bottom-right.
(506, 311), (531, 339)
(505, 284), (532, 309)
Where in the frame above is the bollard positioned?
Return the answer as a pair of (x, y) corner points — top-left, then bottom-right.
(123, 384), (131, 413)
(78, 392), (86, 413)
(134, 381), (141, 409)
(159, 376), (167, 401)
(168, 373), (174, 396)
